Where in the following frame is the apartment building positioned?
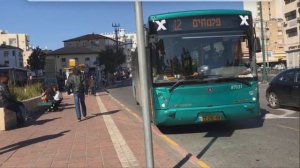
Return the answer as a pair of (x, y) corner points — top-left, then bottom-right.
(0, 44), (23, 68)
(244, 1), (286, 65)
(0, 30), (32, 67)
(283, 0), (300, 68)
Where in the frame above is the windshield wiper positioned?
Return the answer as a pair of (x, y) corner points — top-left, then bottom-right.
(169, 80), (203, 93)
(169, 80), (186, 93)
(224, 77), (251, 86)
(169, 75), (223, 92)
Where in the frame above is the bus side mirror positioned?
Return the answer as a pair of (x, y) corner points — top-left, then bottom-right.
(254, 37), (261, 53)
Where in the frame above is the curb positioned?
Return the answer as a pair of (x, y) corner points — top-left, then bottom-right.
(107, 93), (210, 168)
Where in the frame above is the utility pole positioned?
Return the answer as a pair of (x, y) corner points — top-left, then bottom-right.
(112, 23), (120, 51)
(259, 1), (268, 82)
(135, 1), (154, 167)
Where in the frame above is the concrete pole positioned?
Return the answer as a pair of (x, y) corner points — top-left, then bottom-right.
(134, 1), (154, 168)
(259, 1), (268, 82)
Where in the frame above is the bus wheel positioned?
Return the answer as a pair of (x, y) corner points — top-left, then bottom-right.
(268, 92), (279, 109)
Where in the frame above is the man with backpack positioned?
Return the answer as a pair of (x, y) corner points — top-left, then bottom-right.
(66, 67), (87, 121)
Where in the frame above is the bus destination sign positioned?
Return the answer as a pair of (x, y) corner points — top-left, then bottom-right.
(151, 15), (250, 34)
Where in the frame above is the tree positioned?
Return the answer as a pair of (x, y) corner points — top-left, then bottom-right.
(27, 47), (46, 76)
(97, 46), (126, 74)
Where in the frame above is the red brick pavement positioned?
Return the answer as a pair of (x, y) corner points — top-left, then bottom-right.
(0, 93), (198, 168)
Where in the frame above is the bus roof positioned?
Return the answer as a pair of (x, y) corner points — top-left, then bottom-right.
(148, 9), (252, 21)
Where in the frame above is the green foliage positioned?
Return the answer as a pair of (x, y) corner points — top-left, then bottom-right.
(8, 82), (42, 101)
(27, 47), (46, 74)
(97, 46), (126, 74)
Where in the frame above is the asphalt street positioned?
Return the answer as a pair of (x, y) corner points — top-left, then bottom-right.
(108, 79), (299, 168)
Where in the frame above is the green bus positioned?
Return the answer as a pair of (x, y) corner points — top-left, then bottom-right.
(132, 10), (261, 126)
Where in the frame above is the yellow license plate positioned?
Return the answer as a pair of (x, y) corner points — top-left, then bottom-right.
(200, 115), (222, 122)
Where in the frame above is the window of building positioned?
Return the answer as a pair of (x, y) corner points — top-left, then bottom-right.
(4, 51), (9, 57)
(9, 38), (17, 46)
(85, 57), (90, 65)
(285, 10), (296, 21)
(61, 58), (67, 66)
(286, 28), (298, 37)
(4, 61), (9, 65)
(12, 50), (16, 56)
(284, 0), (295, 5)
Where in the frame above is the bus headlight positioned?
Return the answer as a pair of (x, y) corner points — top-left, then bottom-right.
(252, 97), (256, 101)
(161, 103), (166, 108)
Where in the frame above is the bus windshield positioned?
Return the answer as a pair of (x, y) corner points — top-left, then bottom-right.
(150, 31), (254, 84)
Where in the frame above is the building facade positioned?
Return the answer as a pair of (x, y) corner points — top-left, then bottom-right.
(46, 34), (116, 77)
(0, 30), (32, 67)
(244, 1), (287, 65)
(283, 0), (300, 68)
(0, 44), (23, 68)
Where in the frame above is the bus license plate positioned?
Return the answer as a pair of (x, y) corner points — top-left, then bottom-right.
(200, 115), (222, 122)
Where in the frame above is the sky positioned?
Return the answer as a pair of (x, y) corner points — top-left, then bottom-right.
(0, 0), (243, 50)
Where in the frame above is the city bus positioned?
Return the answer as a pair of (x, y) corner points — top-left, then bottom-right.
(132, 10), (262, 126)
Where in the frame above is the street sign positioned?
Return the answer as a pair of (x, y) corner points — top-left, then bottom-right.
(69, 59), (76, 67)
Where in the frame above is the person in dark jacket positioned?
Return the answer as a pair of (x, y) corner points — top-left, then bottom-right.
(0, 73), (27, 127)
(65, 67), (87, 121)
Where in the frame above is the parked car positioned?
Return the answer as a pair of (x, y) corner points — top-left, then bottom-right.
(266, 68), (300, 108)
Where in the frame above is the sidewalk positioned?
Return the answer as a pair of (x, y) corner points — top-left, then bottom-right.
(0, 92), (199, 168)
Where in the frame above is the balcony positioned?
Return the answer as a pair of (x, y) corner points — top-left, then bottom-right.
(287, 18), (298, 28)
(283, 1), (298, 14)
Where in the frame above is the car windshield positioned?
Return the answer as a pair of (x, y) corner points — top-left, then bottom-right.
(150, 31), (255, 83)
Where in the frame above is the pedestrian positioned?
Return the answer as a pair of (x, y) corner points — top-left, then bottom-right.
(89, 75), (96, 95)
(41, 84), (56, 112)
(65, 67), (87, 121)
(52, 85), (63, 111)
(0, 73), (28, 127)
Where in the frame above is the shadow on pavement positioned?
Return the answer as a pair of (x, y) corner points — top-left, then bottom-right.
(25, 117), (61, 126)
(173, 153), (193, 168)
(0, 130), (70, 155)
(162, 108), (269, 166)
(82, 110), (120, 121)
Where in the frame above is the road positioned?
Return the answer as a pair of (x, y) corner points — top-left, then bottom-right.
(108, 79), (300, 168)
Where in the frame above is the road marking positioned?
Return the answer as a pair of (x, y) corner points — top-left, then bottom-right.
(108, 94), (210, 168)
(160, 135), (179, 147)
(276, 124), (300, 132)
(109, 95), (142, 122)
(96, 95), (140, 168)
(263, 109), (299, 119)
(197, 160), (211, 168)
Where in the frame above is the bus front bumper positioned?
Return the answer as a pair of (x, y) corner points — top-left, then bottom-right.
(154, 103), (260, 126)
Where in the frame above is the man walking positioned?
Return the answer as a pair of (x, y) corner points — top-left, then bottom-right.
(66, 67), (87, 121)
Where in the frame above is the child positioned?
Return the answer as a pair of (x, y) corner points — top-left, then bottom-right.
(52, 85), (63, 111)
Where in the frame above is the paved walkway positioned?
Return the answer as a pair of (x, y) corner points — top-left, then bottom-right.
(0, 92), (198, 168)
